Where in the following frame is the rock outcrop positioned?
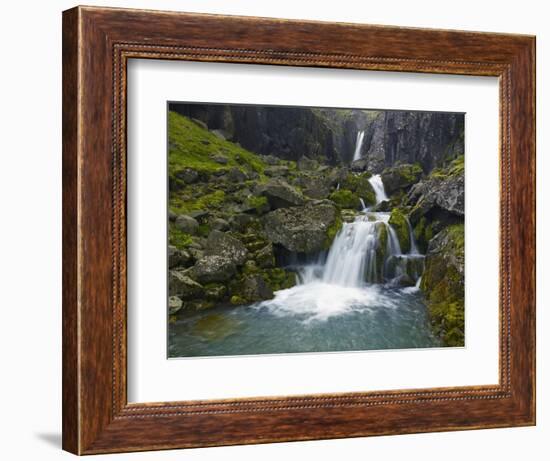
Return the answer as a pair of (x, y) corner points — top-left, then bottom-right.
(263, 202), (341, 253)
(420, 224), (465, 347)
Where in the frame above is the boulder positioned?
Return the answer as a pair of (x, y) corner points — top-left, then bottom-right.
(209, 152), (228, 164)
(262, 202), (341, 253)
(190, 255), (237, 283)
(407, 174), (464, 224)
(229, 213), (255, 232)
(169, 271), (204, 299)
(265, 165), (290, 177)
(380, 164), (423, 196)
(227, 167), (247, 182)
(174, 214), (199, 235)
(256, 179), (305, 209)
(255, 243), (275, 268)
(204, 283), (227, 301)
(168, 245), (193, 268)
(204, 230), (248, 266)
(297, 157), (318, 171)
(211, 217), (230, 231)
(242, 275), (274, 302)
(168, 296), (183, 315)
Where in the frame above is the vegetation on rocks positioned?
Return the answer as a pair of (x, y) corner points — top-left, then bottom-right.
(420, 224), (465, 346)
(388, 208), (411, 254)
(167, 105), (465, 352)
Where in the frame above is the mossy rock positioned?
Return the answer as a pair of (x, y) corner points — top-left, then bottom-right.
(329, 189), (360, 210)
(388, 208), (411, 254)
(341, 173), (376, 206)
(381, 163), (423, 196)
(420, 224), (465, 347)
(413, 216), (434, 254)
(324, 214), (343, 250)
(168, 223), (193, 250)
(373, 223), (388, 283)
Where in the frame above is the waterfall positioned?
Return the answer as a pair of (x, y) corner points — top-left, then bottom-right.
(368, 174), (389, 204)
(297, 176), (422, 289)
(260, 175), (425, 322)
(322, 217), (381, 287)
(352, 130), (365, 162)
(406, 218), (420, 255)
(359, 198), (367, 211)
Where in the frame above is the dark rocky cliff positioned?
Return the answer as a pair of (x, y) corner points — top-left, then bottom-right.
(358, 111), (464, 173)
(170, 103), (463, 173)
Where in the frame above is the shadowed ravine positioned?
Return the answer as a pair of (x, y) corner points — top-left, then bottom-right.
(169, 175), (440, 358)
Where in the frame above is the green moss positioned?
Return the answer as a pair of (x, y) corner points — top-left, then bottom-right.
(168, 111), (267, 176)
(230, 295), (246, 306)
(169, 189), (226, 215)
(388, 208), (411, 253)
(324, 214), (343, 249)
(263, 268), (297, 291)
(420, 224), (465, 347)
(246, 195), (269, 214)
(329, 189), (360, 209)
(168, 223), (193, 249)
(429, 155), (465, 180)
(341, 173), (376, 206)
(413, 217), (434, 254)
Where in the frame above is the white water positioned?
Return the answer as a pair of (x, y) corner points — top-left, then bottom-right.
(256, 175), (423, 322)
(368, 174), (389, 203)
(352, 130), (365, 162)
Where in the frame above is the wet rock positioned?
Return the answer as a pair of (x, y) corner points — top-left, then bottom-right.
(169, 270), (204, 299)
(205, 230), (248, 266)
(263, 202), (341, 253)
(175, 214), (199, 235)
(190, 255), (237, 284)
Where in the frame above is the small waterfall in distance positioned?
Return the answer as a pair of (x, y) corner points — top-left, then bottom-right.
(352, 130), (365, 162)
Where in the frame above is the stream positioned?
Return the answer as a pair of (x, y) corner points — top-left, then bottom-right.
(169, 174), (440, 358)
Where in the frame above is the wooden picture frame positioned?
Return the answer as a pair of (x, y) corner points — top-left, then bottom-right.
(62, 5), (536, 455)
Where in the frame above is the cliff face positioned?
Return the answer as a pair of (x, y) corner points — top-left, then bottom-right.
(170, 103), (463, 173)
(361, 111), (464, 173)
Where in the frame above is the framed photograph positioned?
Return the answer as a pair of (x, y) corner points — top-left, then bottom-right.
(62, 6), (535, 455)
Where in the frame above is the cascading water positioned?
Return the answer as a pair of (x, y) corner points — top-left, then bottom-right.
(255, 174), (425, 320)
(170, 173), (439, 357)
(352, 130), (365, 162)
(368, 174), (389, 203)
